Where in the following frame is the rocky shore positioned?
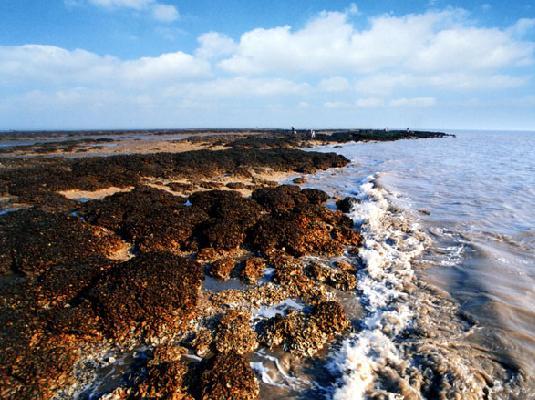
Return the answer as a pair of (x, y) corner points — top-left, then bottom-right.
(0, 129), (450, 399)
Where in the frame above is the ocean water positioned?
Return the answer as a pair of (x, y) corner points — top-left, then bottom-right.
(296, 130), (534, 399)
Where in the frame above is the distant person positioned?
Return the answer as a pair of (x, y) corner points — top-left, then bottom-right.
(309, 129), (316, 139)
(291, 126), (296, 135)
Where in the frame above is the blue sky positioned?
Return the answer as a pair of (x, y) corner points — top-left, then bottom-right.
(1, 0), (534, 130)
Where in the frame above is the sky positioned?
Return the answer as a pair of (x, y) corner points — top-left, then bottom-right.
(0, 0), (534, 130)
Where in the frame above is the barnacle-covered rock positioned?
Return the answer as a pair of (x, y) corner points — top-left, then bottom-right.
(134, 361), (192, 400)
(215, 310), (257, 355)
(201, 352), (259, 400)
(190, 190), (264, 249)
(306, 261), (357, 291)
(192, 328), (214, 357)
(0, 209), (123, 277)
(336, 196), (360, 213)
(241, 257), (266, 284)
(258, 301), (349, 357)
(81, 186), (208, 253)
(87, 253), (203, 342)
(210, 258), (236, 281)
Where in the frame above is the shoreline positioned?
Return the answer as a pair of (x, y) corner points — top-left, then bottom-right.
(1, 130), (456, 399)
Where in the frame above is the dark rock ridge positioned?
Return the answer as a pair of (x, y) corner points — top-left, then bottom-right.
(0, 147), (348, 210)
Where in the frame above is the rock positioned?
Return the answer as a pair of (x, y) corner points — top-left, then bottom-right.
(0, 209), (123, 278)
(241, 258), (266, 284)
(306, 261), (357, 291)
(336, 196), (360, 213)
(292, 177), (306, 184)
(210, 258), (236, 281)
(251, 206), (358, 257)
(35, 257), (114, 307)
(134, 361), (192, 400)
(151, 344), (187, 365)
(215, 310), (257, 354)
(201, 352), (259, 400)
(301, 188), (328, 205)
(81, 187), (208, 253)
(335, 259), (355, 271)
(2, 147), (349, 211)
(190, 190), (264, 249)
(0, 280), (86, 399)
(226, 181), (247, 189)
(192, 329), (213, 357)
(167, 181), (196, 193)
(258, 301), (349, 357)
(200, 181), (223, 189)
(252, 185), (308, 212)
(87, 252), (203, 342)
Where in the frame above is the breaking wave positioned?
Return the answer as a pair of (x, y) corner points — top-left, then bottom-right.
(323, 174), (525, 399)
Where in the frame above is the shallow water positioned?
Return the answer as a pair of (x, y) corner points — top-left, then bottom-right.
(299, 130), (534, 398)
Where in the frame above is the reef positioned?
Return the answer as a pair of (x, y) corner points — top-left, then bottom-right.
(0, 129), (452, 399)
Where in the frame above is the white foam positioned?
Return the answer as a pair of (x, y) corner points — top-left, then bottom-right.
(253, 299), (305, 321)
(327, 174), (427, 399)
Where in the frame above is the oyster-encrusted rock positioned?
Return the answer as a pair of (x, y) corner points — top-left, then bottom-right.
(134, 361), (193, 400)
(87, 252), (203, 342)
(336, 196), (360, 213)
(241, 257), (266, 284)
(215, 310), (257, 354)
(259, 301), (350, 357)
(210, 258), (236, 281)
(201, 352), (259, 400)
(192, 328), (214, 357)
(306, 261), (357, 291)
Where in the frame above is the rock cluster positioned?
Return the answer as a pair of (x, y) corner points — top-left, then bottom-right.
(1, 148), (349, 210)
(258, 301), (350, 356)
(241, 257), (266, 284)
(201, 352), (259, 400)
(306, 260), (357, 291)
(0, 140), (364, 399)
(81, 186), (207, 253)
(215, 310), (258, 354)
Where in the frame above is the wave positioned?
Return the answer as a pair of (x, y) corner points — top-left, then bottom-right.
(325, 174), (525, 399)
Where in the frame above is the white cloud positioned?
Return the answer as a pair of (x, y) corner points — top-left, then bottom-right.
(390, 97), (437, 107)
(72, 0), (179, 23)
(356, 97), (384, 107)
(509, 18), (535, 37)
(355, 73), (529, 95)
(87, 0), (153, 9)
(324, 98), (384, 109)
(318, 76), (350, 92)
(151, 4), (179, 22)
(218, 9), (534, 75)
(0, 45), (210, 86)
(196, 32), (237, 59)
(346, 3), (359, 16)
(171, 77), (310, 98)
(3, 6), (535, 129)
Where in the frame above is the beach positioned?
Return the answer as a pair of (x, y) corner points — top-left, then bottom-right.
(0, 129), (533, 399)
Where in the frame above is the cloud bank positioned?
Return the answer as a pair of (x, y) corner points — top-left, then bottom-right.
(1, 6), (534, 129)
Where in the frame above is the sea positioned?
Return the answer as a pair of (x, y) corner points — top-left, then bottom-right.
(294, 129), (534, 399)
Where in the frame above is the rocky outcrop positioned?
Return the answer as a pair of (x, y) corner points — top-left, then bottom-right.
(86, 253), (203, 342)
(258, 301), (350, 356)
(214, 310), (258, 354)
(201, 352), (259, 400)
